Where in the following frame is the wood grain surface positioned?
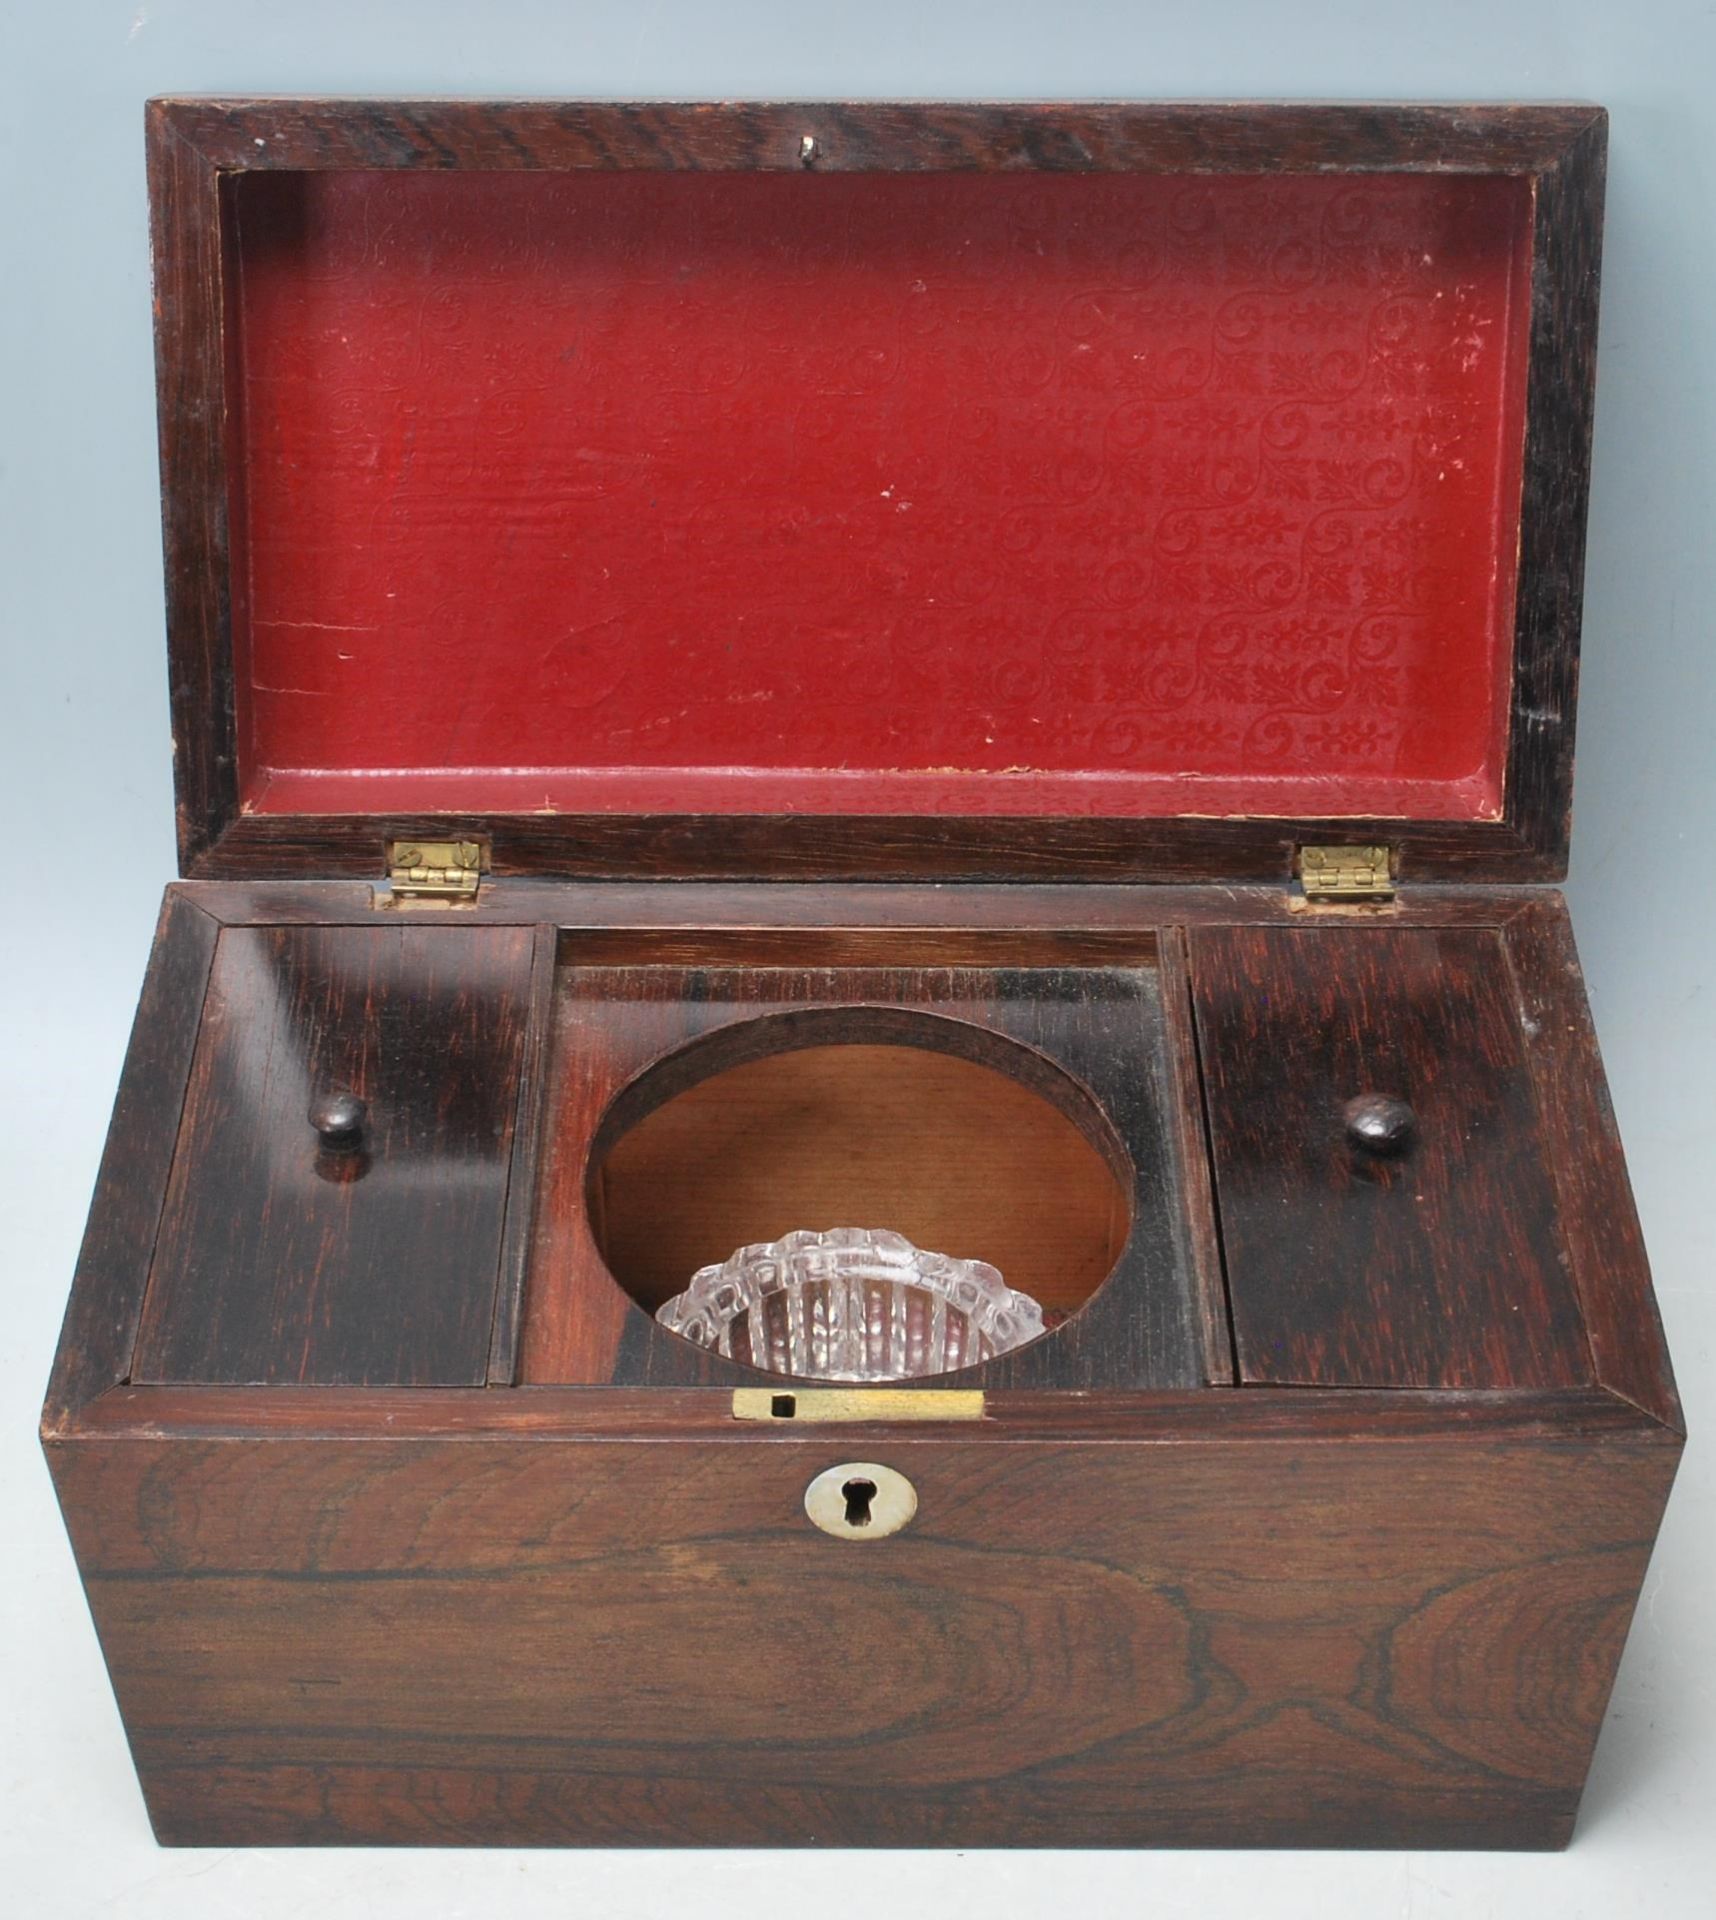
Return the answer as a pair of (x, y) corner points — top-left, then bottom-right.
(485, 923), (560, 1387)
(157, 97), (1604, 174)
(1503, 899), (1682, 1427)
(176, 876), (1550, 930)
(42, 892), (219, 1426)
(42, 876), (1682, 1850)
(131, 925), (537, 1386)
(521, 960), (1217, 1391)
(1507, 110), (1606, 866)
(46, 1402), (1679, 1848)
(1191, 924), (1590, 1388)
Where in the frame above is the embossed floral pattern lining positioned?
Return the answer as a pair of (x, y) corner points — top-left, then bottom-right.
(234, 168), (1530, 821)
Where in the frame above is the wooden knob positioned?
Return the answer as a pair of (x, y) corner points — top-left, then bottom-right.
(1343, 1093), (1415, 1156)
(309, 1090), (367, 1149)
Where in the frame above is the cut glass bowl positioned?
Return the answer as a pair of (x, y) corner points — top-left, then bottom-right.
(654, 1227), (1047, 1380)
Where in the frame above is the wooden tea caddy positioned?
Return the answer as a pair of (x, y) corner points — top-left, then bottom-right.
(43, 98), (1682, 1850)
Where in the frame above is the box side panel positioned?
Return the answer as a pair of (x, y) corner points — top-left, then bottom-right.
(42, 891), (219, 1428)
(49, 1414), (1676, 1848)
(1505, 899), (1681, 1429)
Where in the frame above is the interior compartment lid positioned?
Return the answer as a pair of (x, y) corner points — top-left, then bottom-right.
(149, 98), (1605, 883)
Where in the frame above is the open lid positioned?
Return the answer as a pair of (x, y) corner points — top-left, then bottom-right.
(149, 99), (1604, 883)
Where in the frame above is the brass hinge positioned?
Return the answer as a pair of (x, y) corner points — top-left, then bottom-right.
(381, 838), (485, 907)
(1298, 843), (1396, 903)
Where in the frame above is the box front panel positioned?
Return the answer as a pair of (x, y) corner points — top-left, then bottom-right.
(50, 1413), (1675, 1848)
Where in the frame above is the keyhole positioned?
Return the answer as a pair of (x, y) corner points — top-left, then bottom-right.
(805, 1461), (915, 1539)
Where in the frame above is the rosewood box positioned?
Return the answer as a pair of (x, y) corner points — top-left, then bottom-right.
(44, 97), (1682, 1849)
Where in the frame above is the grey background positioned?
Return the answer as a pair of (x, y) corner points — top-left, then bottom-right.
(2, 3), (1710, 1915)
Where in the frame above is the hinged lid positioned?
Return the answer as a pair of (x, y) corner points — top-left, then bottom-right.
(149, 98), (1606, 885)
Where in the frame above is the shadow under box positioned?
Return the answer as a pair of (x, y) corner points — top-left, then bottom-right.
(518, 932), (1217, 1390)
